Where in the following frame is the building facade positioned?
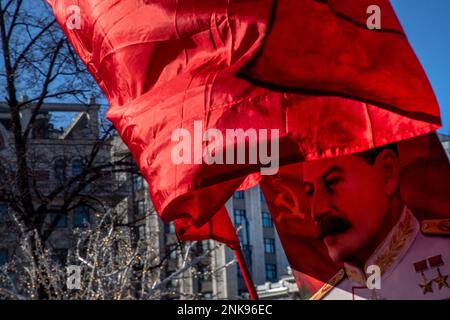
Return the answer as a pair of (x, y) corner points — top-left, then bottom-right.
(209, 187), (290, 299)
(438, 133), (450, 158)
(0, 99), (120, 266)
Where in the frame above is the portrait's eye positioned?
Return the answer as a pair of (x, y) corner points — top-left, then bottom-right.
(324, 177), (340, 192)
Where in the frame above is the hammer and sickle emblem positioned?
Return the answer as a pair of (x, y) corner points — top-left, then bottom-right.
(273, 186), (306, 222)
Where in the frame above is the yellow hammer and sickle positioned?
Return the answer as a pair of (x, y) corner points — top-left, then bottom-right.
(273, 186), (306, 222)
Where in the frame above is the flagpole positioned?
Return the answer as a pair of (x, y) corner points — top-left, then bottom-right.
(234, 247), (259, 300)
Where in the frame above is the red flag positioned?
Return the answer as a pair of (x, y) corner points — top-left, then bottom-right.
(47, 1), (445, 289)
(240, 0), (441, 124)
(260, 162), (341, 283)
(47, 0), (440, 229)
(260, 132), (450, 287)
(174, 207), (240, 250)
(398, 133), (450, 220)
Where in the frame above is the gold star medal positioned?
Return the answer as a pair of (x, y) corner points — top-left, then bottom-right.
(414, 259), (434, 295)
(428, 255), (449, 290)
(419, 276), (434, 295)
(434, 270), (449, 290)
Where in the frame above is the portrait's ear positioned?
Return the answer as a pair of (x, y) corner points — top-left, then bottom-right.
(375, 149), (400, 197)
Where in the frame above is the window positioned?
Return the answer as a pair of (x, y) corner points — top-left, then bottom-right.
(265, 263), (277, 282)
(0, 249), (7, 266)
(74, 205), (90, 227)
(133, 174), (144, 191)
(136, 200), (146, 215)
(54, 158), (66, 183)
(0, 203), (7, 218)
(72, 159), (83, 176)
(197, 240), (210, 252)
(235, 209), (250, 245)
(262, 211), (273, 228)
(233, 209), (246, 225)
(138, 225), (146, 240)
(164, 222), (176, 234)
(201, 240), (210, 251)
(49, 212), (67, 228)
(264, 238), (275, 254)
(169, 278), (178, 289)
(169, 248), (177, 260)
(260, 190), (266, 203)
(233, 191), (245, 199)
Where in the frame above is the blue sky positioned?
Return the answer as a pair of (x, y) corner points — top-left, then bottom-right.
(391, 0), (450, 134)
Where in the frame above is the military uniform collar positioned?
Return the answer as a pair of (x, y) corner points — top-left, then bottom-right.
(344, 206), (420, 285)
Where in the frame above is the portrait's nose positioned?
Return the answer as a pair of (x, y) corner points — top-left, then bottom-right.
(311, 188), (331, 221)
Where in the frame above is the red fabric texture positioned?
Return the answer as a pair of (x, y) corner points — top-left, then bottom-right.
(175, 206), (240, 250)
(241, 0), (440, 123)
(47, 0), (444, 277)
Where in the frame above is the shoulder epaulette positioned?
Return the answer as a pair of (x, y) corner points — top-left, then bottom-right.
(309, 269), (346, 300)
(421, 219), (450, 236)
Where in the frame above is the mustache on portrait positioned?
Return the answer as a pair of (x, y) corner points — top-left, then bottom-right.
(316, 214), (352, 241)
